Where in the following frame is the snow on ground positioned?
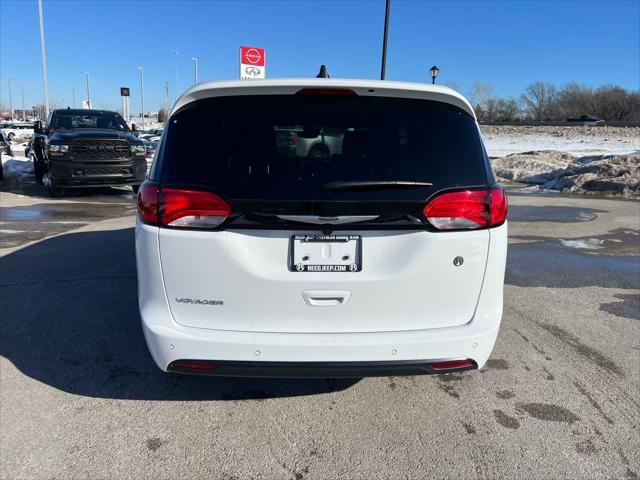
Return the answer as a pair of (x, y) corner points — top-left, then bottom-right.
(480, 125), (640, 158)
(483, 126), (639, 198)
(128, 117), (163, 131)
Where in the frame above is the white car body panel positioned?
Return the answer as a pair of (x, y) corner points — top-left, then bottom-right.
(158, 228), (489, 333)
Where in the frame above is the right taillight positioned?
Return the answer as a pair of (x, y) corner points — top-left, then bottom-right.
(423, 187), (507, 230)
(137, 182), (231, 229)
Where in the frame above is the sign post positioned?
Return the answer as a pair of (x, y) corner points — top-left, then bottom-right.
(120, 87), (130, 122)
(240, 46), (265, 79)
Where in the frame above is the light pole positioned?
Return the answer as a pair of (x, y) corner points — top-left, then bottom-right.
(5, 76), (14, 121)
(174, 50), (179, 101)
(165, 81), (170, 116)
(83, 71), (91, 108)
(21, 85), (25, 120)
(188, 56), (199, 84)
(136, 66), (145, 130)
(380, 0), (391, 80)
(37, 0), (49, 118)
(430, 65), (439, 85)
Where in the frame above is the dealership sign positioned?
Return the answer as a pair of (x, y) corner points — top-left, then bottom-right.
(240, 46), (265, 79)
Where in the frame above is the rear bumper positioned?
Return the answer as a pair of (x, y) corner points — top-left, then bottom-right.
(136, 221), (508, 377)
(49, 158), (147, 187)
(166, 359), (477, 378)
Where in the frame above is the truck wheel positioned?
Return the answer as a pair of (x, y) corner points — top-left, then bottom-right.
(43, 174), (64, 197)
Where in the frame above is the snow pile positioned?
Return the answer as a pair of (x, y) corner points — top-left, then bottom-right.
(481, 125), (640, 158)
(1, 155), (33, 184)
(544, 154), (639, 197)
(491, 150), (575, 183)
(491, 151), (640, 198)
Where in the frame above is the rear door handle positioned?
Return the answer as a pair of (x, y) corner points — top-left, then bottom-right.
(302, 290), (352, 307)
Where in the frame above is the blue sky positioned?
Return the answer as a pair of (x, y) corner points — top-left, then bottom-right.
(1, 0), (638, 112)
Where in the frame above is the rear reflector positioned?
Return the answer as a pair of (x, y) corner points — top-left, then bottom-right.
(429, 359), (476, 371)
(137, 181), (231, 229)
(169, 360), (218, 370)
(423, 187), (507, 230)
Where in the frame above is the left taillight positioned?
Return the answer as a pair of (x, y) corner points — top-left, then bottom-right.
(137, 182), (231, 229)
(137, 182), (159, 225)
(423, 187), (507, 230)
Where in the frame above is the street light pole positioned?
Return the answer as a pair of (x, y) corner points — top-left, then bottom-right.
(174, 50), (179, 101)
(429, 65), (440, 85)
(5, 76), (14, 121)
(37, 0), (49, 118)
(380, 0), (391, 80)
(188, 56), (199, 84)
(83, 72), (91, 108)
(165, 81), (170, 115)
(21, 85), (26, 120)
(136, 66), (145, 130)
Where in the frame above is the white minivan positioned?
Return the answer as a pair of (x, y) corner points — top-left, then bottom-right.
(136, 78), (508, 377)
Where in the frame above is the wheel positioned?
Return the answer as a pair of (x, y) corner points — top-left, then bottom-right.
(131, 184), (140, 194)
(7, 132), (14, 141)
(307, 144), (330, 161)
(43, 174), (64, 197)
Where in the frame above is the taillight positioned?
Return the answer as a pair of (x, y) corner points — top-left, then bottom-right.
(423, 187), (507, 230)
(137, 182), (159, 224)
(287, 131), (296, 146)
(137, 182), (231, 229)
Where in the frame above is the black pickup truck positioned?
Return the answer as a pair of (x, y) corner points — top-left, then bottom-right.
(32, 108), (148, 196)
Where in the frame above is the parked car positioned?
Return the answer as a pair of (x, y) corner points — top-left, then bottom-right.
(566, 114), (605, 125)
(276, 127), (344, 160)
(0, 122), (34, 141)
(0, 131), (12, 156)
(31, 108), (147, 197)
(136, 78), (508, 377)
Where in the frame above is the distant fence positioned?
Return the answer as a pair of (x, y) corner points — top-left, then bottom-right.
(479, 120), (640, 128)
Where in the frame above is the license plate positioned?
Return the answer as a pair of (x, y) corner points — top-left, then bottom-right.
(290, 235), (362, 272)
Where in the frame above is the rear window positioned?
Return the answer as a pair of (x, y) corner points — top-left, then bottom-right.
(156, 95), (487, 201)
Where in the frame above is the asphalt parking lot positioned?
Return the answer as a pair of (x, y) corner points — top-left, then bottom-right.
(1, 174), (639, 479)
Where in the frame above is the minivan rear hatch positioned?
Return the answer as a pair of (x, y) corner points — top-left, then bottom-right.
(155, 92), (491, 333)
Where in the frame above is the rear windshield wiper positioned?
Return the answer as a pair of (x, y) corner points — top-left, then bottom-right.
(323, 180), (433, 191)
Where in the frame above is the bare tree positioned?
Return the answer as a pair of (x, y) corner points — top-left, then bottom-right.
(157, 108), (168, 123)
(483, 98), (521, 121)
(443, 81), (460, 92)
(592, 85), (637, 121)
(469, 81), (494, 111)
(556, 83), (594, 118)
(521, 82), (557, 121)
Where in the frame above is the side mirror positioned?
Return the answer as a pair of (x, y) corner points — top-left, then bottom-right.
(34, 121), (43, 134)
